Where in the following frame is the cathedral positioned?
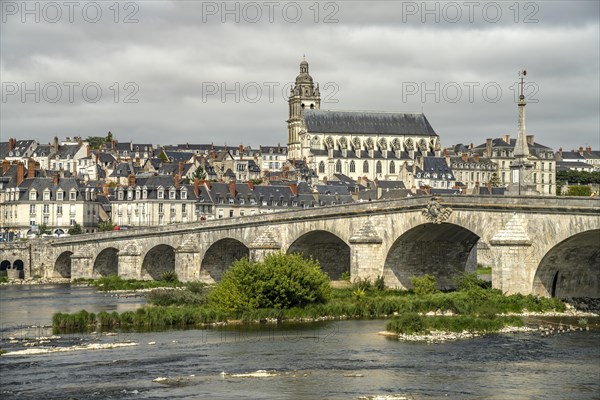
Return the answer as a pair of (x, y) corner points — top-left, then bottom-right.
(287, 59), (446, 184)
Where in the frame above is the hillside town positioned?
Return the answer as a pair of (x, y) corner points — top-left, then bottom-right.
(1, 61), (598, 240)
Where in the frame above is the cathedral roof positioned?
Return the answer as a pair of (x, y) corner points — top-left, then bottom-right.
(303, 110), (438, 136)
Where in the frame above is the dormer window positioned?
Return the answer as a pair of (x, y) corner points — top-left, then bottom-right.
(43, 190), (51, 201)
(118, 190), (124, 200)
(143, 189), (148, 199)
(169, 190), (176, 199)
(29, 190), (36, 201)
(181, 190), (187, 200)
(136, 189), (141, 199)
(57, 191), (63, 201)
(158, 189), (164, 199)
(69, 190), (76, 201)
(127, 190), (133, 200)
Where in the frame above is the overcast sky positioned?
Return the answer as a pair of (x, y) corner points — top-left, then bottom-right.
(1, 0), (598, 151)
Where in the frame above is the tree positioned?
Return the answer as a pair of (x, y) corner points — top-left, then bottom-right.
(106, 131), (113, 142)
(98, 220), (115, 232)
(489, 172), (501, 187)
(565, 185), (592, 197)
(208, 253), (331, 312)
(192, 166), (207, 180)
(38, 224), (51, 236)
(86, 136), (106, 150)
(68, 223), (83, 235)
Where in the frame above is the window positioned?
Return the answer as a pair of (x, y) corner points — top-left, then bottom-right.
(389, 161), (396, 174)
(57, 191), (63, 201)
(43, 204), (49, 214)
(363, 161), (369, 173)
(169, 190), (176, 199)
(335, 160), (341, 173)
(218, 209), (223, 219)
(158, 203), (164, 213)
(181, 190), (187, 200)
(44, 191), (51, 201)
(158, 190), (164, 199)
(118, 191), (124, 200)
(69, 191), (76, 201)
(182, 203), (187, 213)
(376, 161), (382, 174)
(170, 204), (176, 213)
(70, 218), (76, 226)
(350, 160), (356, 173)
(229, 210), (234, 218)
(30, 204), (36, 215)
(318, 161), (325, 173)
(57, 205), (62, 215)
(29, 191), (36, 201)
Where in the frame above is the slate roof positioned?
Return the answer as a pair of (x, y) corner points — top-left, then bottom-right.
(54, 144), (81, 159)
(417, 157), (455, 179)
(310, 149), (430, 160)
(375, 180), (407, 189)
(0, 140), (37, 158)
(303, 110), (438, 136)
(31, 145), (54, 158)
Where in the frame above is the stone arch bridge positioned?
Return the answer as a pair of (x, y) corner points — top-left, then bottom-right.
(1, 195), (599, 297)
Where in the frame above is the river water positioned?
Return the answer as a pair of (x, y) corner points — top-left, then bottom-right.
(0, 285), (599, 400)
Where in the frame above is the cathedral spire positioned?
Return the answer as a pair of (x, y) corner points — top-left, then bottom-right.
(514, 70), (530, 159)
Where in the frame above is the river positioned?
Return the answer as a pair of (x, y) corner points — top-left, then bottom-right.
(0, 285), (599, 399)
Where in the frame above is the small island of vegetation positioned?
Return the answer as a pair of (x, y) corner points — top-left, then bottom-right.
(53, 253), (568, 338)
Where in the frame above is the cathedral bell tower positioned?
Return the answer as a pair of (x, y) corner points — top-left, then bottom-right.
(287, 58), (320, 160)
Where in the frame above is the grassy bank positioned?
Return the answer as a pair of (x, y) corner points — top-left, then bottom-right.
(52, 258), (568, 335)
(73, 273), (183, 292)
(52, 283), (565, 333)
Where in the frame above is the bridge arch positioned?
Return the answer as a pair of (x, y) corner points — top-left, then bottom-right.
(200, 238), (249, 283)
(384, 223), (480, 290)
(141, 244), (176, 280)
(54, 251), (73, 278)
(1, 260), (10, 275)
(287, 230), (350, 280)
(532, 229), (600, 298)
(93, 247), (119, 277)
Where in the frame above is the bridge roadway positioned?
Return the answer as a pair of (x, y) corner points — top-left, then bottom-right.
(1, 195), (599, 297)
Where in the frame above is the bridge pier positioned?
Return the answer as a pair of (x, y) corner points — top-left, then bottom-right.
(489, 214), (535, 295)
(175, 237), (201, 282)
(118, 242), (142, 280)
(71, 246), (94, 280)
(349, 220), (384, 282)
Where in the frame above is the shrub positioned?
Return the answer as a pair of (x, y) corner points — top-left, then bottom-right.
(374, 275), (386, 291)
(340, 272), (351, 282)
(208, 253), (331, 312)
(386, 313), (427, 334)
(411, 274), (438, 296)
(352, 278), (373, 292)
(160, 270), (179, 283)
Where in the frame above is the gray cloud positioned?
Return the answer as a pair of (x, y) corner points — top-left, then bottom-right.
(1, 0), (598, 150)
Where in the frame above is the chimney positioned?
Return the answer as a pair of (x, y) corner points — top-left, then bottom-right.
(288, 183), (298, 195)
(193, 179), (200, 197)
(212, 150), (217, 160)
(2, 160), (10, 174)
(95, 151), (100, 164)
(558, 147), (563, 157)
(128, 173), (136, 187)
(487, 180), (492, 194)
(53, 173), (59, 185)
(586, 146), (592, 153)
(174, 174), (180, 189)
(229, 181), (236, 197)
(473, 153), (480, 162)
(27, 159), (35, 178)
(486, 138), (493, 157)
(8, 138), (16, 152)
(239, 144), (244, 160)
(502, 134), (510, 144)
(247, 181), (254, 190)
(53, 136), (59, 151)
(526, 135), (534, 145)
(461, 153), (469, 162)
(16, 162), (25, 186)
(86, 145), (91, 157)
(112, 140), (117, 151)
(579, 146), (584, 156)
(102, 183), (109, 196)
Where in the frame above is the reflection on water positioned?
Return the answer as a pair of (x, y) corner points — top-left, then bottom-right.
(0, 285), (599, 400)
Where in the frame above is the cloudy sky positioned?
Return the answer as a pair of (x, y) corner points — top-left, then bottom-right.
(1, 0), (598, 151)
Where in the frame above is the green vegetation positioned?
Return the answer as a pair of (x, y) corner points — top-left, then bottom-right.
(556, 170), (600, 186)
(208, 253), (331, 312)
(563, 185), (593, 197)
(54, 268), (567, 335)
(411, 274), (438, 295)
(0, 276), (9, 283)
(192, 166), (207, 180)
(74, 274), (184, 291)
(476, 265), (492, 275)
(98, 220), (115, 232)
(68, 223), (83, 235)
(386, 313), (524, 335)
